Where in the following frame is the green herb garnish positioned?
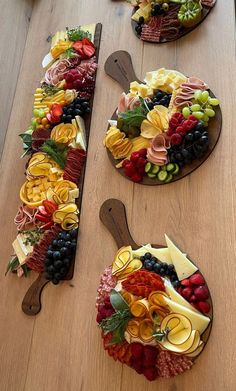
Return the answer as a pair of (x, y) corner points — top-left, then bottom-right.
(20, 227), (44, 246)
(5, 256), (20, 276)
(41, 83), (61, 97)
(61, 47), (76, 59)
(99, 309), (133, 345)
(153, 328), (170, 342)
(120, 97), (148, 128)
(41, 139), (67, 169)
(66, 27), (91, 42)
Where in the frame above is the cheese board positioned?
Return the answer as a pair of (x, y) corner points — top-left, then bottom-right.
(104, 51), (222, 185)
(130, 0), (217, 43)
(5, 23), (102, 315)
(96, 198), (213, 380)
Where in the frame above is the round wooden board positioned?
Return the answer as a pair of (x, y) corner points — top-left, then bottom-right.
(131, 3), (216, 43)
(99, 199), (213, 363)
(106, 90), (222, 186)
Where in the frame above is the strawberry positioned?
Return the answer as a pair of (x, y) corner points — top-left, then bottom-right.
(182, 287), (193, 300)
(124, 162), (136, 177)
(189, 273), (205, 286)
(181, 278), (191, 287)
(122, 159), (130, 168)
(73, 41), (83, 51)
(65, 82), (74, 90)
(83, 45), (96, 58)
(197, 301), (210, 314)
(194, 286), (209, 301)
(130, 151), (140, 163)
(170, 133), (182, 145)
(130, 343), (144, 359)
(143, 366), (158, 381)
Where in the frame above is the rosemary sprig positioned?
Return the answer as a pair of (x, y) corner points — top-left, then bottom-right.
(41, 139), (67, 169)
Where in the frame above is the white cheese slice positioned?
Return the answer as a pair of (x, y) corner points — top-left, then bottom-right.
(163, 296), (210, 335)
(132, 244), (173, 264)
(75, 116), (87, 150)
(42, 52), (54, 69)
(165, 234), (198, 280)
(164, 280), (199, 313)
(12, 239), (26, 265)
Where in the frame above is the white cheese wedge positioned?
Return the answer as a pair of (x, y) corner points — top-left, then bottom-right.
(132, 244), (173, 264)
(163, 296), (210, 335)
(42, 52), (55, 69)
(165, 234), (198, 280)
(164, 280), (199, 313)
(75, 116), (87, 150)
(12, 234), (33, 265)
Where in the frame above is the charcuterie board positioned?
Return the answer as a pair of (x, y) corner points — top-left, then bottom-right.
(5, 23), (102, 316)
(104, 51), (222, 185)
(130, 1), (217, 43)
(96, 198), (213, 380)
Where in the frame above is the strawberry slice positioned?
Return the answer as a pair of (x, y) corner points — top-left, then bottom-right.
(83, 45), (95, 58)
(73, 40), (83, 51)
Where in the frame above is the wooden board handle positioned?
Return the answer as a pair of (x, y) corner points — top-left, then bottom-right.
(22, 274), (49, 316)
(99, 199), (138, 249)
(104, 51), (140, 92)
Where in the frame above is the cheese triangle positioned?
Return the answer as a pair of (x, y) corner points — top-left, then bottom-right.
(165, 234), (198, 280)
(164, 296), (210, 335)
(132, 245), (173, 264)
(74, 116), (87, 150)
(164, 280), (199, 313)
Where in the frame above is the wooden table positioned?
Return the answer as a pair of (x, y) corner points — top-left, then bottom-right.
(0, 1), (235, 390)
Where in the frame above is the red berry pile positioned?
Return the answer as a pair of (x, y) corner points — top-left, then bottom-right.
(178, 273), (211, 314)
(96, 296), (115, 323)
(130, 343), (158, 381)
(65, 68), (95, 91)
(167, 113), (198, 145)
(122, 149), (147, 183)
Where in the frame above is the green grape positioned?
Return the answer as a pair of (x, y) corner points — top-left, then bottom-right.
(182, 106), (190, 118)
(208, 98), (219, 106)
(33, 109), (40, 117)
(202, 113), (209, 123)
(205, 108), (215, 118)
(190, 104), (201, 112)
(192, 111), (204, 120)
(200, 91), (209, 104)
(31, 118), (37, 128)
(194, 90), (202, 101)
(38, 109), (45, 118)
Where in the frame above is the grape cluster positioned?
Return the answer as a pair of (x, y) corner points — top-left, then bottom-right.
(61, 96), (91, 123)
(44, 229), (78, 284)
(140, 252), (180, 288)
(146, 90), (171, 109)
(169, 122), (209, 166)
(65, 68), (95, 93)
(182, 90), (219, 126)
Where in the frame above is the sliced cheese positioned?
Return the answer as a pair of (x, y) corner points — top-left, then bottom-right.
(75, 116), (87, 150)
(132, 244), (173, 264)
(12, 234), (34, 265)
(42, 52), (55, 69)
(164, 280), (199, 313)
(164, 296), (210, 335)
(165, 234), (198, 280)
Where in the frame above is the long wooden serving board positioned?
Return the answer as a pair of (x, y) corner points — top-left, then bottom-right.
(99, 198), (213, 360)
(104, 50), (222, 186)
(21, 23), (102, 316)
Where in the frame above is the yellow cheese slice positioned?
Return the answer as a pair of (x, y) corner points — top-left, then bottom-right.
(133, 245), (173, 264)
(165, 234), (198, 280)
(163, 296), (210, 335)
(75, 116), (87, 150)
(164, 280), (199, 313)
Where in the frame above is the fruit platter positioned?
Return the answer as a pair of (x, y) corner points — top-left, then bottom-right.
(97, 199), (212, 380)
(130, 0), (217, 43)
(6, 23), (102, 315)
(104, 51), (221, 184)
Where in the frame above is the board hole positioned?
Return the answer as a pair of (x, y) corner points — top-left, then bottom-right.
(114, 59), (118, 63)
(109, 208), (112, 212)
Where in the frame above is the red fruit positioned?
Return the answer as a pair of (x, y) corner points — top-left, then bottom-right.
(181, 287), (193, 300)
(124, 162), (136, 177)
(176, 125), (184, 134)
(65, 82), (74, 90)
(98, 305), (107, 319)
(138, 148), (147, 158)
(166, 128), (174, 137)
(51, 103), (63, 117)
(143, 346), (158, 367)
(74, 79), (83, 90)
(143, 366), (158, 381)
(194, 286), (209, 301)
(130, 151), (140, 163)
(96, 313), (103, 323)
(190, 294), (197, 302)
(122, 159), (130, 168)
(131, 173), (143, 183)
(70, 69), (79, 77)
(189, 115), (197, 121)
(130, 343), (144, 359)
(73, 40), (83, 51)
(177, 287), (183, 295)
(136, 157), (146, 168)
(104, 296), (111, 306)
(197, 301), (210, 314)
(190, 302), (199, 310)
(65, 73), (74, 82)
(170, 133), (182, 145)
(189, 273), (205, 286)
(181, 278), (191, 287)
(130, 358), (143, 374)
(137, 166), (145, 176)
(104, 309), (114, 318)
(83, 45), (96, 58)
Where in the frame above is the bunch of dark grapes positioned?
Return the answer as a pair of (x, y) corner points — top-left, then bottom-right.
(146, 90), (172, 109)
(169, 122), (209, 167)
(44, 229), (78, 284)
(140, 252), (180, 288)
(61, 96), (91, 123)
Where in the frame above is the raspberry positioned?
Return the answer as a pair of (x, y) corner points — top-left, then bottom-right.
(181, 278), (191, 287)
(124, 162), (136, 177)
(130, 343), (144, 359)
(130, 151), (140, 163)
(136, 157), (146, 168)
(131, 173), (143, 183)
(143, 366), (158, 381)
(96, 313), (103, 323)
(194, 286), (209, 300)
(143, 346), (158, 367)
(176, 125), (184, 134)
(190, 302), (199, 310)
(177, 287), (183, 295)
(166, 128), (174, 137)
(190, 294), (197, 302)
(130, 358), (143, 374)
(137, 166), (145, 176)
(197, 301), (210, 314)
(138, 148), (147, 158)
(170, 133), (182, 145)
(189, 273), (205, 286)
(122, 159), (130, 168)
(65, 82), (74, 90)
(182, 287), (193, 300)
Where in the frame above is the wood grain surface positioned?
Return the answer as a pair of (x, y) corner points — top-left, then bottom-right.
(0, 1), (235, 390)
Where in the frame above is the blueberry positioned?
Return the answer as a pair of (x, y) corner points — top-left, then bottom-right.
(175, 152), (183, 161)
(170, 273), (178, 282)
(153, 263), (161, 274)
(159, 268), (165, 276)
(162, 262), (168, 270)
(155, 91), (163, 100)
(181, 149), (190, 158)
(45, 258), (52, 266)
(139, 16), (145, 24)
(54, 260), (63, 269)
(84, 107), (91, 114)
(60, 247), (68, 256)
(75, 109), (83, 116)
(144, 252), (152, 259)
(185, 133), (194, 142)
(48, 265), (55, 274)
(172, 280), (180, 288)
(66, 115), (72, 123)
(194, 130), (202, 140)
(61, 114), (67, 122)
(53, 251), (61, 260)
(57, 239), (65, 248)
(147, 102), (154, 110)
(63, 258), (71, 267)
(194, 122), (205, 133)
(151, 256), (157, 263)
(67, 108), (74, 115)
(52, 278), (60, 285)
(65, 233), (71, 241)
(144, 260), (153, 270)
(65, 241), (72, 249)
(140, 256), (145, 262)
(71, 242), (77, 251)
(47, 250), (54, 258)
(52, 240), (58, 248)
(60, 267), (67, 276)
(168, 264), (175, 272)
(199, 135), (209, 145)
